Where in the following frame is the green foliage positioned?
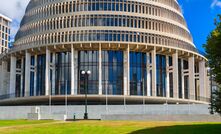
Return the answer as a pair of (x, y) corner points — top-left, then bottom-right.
(204, 15), (221, 115)
(211, 88), (221, 115)
(204, 15), (221, 84)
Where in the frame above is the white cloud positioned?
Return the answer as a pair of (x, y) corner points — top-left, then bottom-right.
(0, 0), (30, 40)
(211, 0), (221, 8)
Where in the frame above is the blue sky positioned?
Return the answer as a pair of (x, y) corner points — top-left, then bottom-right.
(178, 0), (221, 52)
(0, 0), (220, 51)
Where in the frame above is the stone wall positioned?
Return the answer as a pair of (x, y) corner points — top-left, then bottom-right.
(0, 104), (211, 120)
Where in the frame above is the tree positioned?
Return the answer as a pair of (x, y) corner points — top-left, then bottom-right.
(204, 15), (221, 84)
(210, 88), (221, 115)
(204, 15), (221, 115)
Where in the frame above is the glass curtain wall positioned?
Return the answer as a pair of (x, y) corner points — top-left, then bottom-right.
(15, 60), (22, 97)
(195, 62), (200, 100)
(183, 60), (189, 99)
(36, 55), (46, 96)
(156, 54), (166, 97)
(55, 52), (71, 95)
(169, 56), (173, 97)
(78, 51), (99, 94)
(22, 58), (25, 97)
(130, 52), (147, 96)
(102, 51), (123, 95)
(30, 56), (35, 96)
(178, 59), (182, 98)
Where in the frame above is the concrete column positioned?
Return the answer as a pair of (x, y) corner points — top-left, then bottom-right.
(45, 48), (51, 96)
(166, 56), (170, 98)
(199, 60), (206, 100)
(20, 58), (24, 97)
(71, 45), (75, 95)
(98, 44), (102, 95)
(172, 51), (179, 99)
(74, 49), (78, 94)
(0, 63), (2, 95)
(123, 45), (130, 96)
(151, 47), (156, 97)
(33, 55), (37, 96)
(146, 52), (151, 96)
(188, 56), (195, 100)
(25, 52), (31, 97)
(0, 62), (3, 95)
(9, 56), (16, 96)
(206, 74), (210, 100)
(1, 61), (8, 95)
(52, 53), (56, 95)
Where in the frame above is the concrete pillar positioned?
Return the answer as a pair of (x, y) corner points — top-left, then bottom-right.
(172, 51), (179, 99)
(0, 62), (3, 95)
(199, 60), (206, 100)
(20, 58), (24, 97)
(9, 56), (16, 96)
(189, 56), (195, 100)
(74, 49), (78, 94)
(34, 55), (37, 96)
(98, 44), (102, 95)
(206, 74), (210, 100)
(25, 52), (31, 97)
(71, 45), (75, 95)
(123, 45), (130, 96)
(45, 48), (51, 96)
(0, 63), (2, 95)
(151, 47), (156, 97)
(146, 52), (151, 96)
(0, 61), (7, 95)
(166, 56), (170, 98)
(52, 53), (56, 95)
(1, 61), (8, 95)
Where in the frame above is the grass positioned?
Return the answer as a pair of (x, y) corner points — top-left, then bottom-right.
(0, 120), (221, 134)
(0, 120), (54, 127)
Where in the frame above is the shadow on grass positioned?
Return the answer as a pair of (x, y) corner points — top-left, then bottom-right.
(129, 124), (221, 134)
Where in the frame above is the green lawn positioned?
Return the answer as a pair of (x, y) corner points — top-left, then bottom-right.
(0, 120), (221, 134)
(0, 120), (53, 127)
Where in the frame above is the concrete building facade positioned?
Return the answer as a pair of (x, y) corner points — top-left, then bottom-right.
(0, 0), (210, 105)
(0, 14), (11, 54)
(0, 14), (11, 99)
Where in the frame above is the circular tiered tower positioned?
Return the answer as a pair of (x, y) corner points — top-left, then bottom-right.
(0, 0), (209, 105)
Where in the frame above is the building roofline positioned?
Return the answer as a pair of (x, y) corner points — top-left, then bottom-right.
(0, 13), (12, 22)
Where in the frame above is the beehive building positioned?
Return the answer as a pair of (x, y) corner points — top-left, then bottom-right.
(0, 0), (210, 105)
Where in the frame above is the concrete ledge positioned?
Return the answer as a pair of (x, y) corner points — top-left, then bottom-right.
(101, 114), (221, 122)
(0, 95), (209, 106)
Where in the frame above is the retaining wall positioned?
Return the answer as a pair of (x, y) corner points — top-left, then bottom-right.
(0, 104), (211, 120)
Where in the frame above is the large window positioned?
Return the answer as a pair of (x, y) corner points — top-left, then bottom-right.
(15, 60), (22, 97)
(78, 51), (99, 94)
(156, 54), (166, 97)
(183, 60), (189, 99)
(55, 52), (71, 95)
(102, 51), (123, 95)
(178, 59), (182, 98)
(30, 56), (35, 96)
(36, 55), (46, 96)
(130, 52), (147, 96)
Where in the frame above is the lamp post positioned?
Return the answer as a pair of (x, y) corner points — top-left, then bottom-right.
(81, 70), (91, 119)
